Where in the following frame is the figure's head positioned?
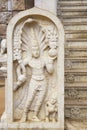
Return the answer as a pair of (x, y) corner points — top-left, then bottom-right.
(32, 46), (40, 58)
(50, 98), (57, 104)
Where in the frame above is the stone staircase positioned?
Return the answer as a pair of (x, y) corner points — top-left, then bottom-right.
(58, 0), (87, 120)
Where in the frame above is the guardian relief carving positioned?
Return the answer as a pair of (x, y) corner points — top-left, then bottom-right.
(13, 18), (58, 122)
(4, 8), (64, 129)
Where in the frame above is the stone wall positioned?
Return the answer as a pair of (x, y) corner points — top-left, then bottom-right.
(0, 0), (34, 42)
(58, 0), (87, 129)
(0, 0), (34, 118)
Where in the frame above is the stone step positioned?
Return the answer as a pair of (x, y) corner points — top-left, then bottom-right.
(64, 25), (87, 31)
(60, 5), (87, 10)
(65, 99), (87, 106)
(59, 1), (87, 6)
(65, 82), (87, 88)
(65, 69), (87, 73)
(65, 57), (87, 60)
(65, 33), (87, 40)
(62, 15), (87, 19)
(64, 22), (87, 26)
(61, 11), (87, 17)
(65, 30), (87, 34)
(60, 8), (87, 12)
(65, 106), (87, 111)
(63, 17), (87, 23)
(66, 39), (87, 43)
(65, 42), (87, 49)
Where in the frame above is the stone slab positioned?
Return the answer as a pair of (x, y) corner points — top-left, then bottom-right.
(0, 12), (12, 24)
(12, 0), (25, 11)
(0, 122), (64, 130)
(35, 0), (57, 15)
(0, 24), (7, 35)
(0, 0), (8, 11)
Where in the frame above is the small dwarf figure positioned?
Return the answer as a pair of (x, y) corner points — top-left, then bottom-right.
(45, 95), (58, 122)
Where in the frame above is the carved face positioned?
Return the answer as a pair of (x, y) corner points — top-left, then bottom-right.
(32, 47), (40, 58)
(50, 98), (56, 104)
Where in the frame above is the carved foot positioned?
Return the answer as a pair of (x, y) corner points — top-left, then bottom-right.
(13, 83), (18, 92)
(45, 117), (49, 122)
(52, 119), (56, 122)
(14, 82), (21, 91)
(31, 116), (40, 122)
(20, 114), (27, 123)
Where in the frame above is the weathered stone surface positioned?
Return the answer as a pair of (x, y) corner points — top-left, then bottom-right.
(0, 7), (64, 130)
(0, 0), (8, 11)
(0, 24), (7, 35)
(0, 12), (12, 24)
(65, 106), (87, 120)
(35, 0), (58, 15)
(12, 0), (25, 10)
(65, 119), (87, 130)
(25, 0), (34, 9)
(12, 11), (20, 17)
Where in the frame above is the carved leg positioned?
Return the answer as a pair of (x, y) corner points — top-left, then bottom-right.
(14, 64), (26, 91)
(20, 86), (37, 122)
(33, 87), (46, 121)
(45, 111), (49, 122)
(52, 112), (56, 122)
(45, 103), (49, 122)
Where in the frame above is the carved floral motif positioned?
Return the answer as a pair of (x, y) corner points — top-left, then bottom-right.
(65, 74), (75, 83)
(70, 107), (81, 119)
(65, 60), (72, 69)
(66, 88), (79, 99)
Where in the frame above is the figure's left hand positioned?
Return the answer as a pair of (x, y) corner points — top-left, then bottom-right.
(48, 48), (57, 60)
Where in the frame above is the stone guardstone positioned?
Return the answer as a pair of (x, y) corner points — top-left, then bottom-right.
(0, 7), (64, 130)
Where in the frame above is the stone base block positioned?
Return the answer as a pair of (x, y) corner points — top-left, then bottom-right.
(0, 122), (64, 130)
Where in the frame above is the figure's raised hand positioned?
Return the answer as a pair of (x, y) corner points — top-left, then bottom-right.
(48, 48), (57, 60)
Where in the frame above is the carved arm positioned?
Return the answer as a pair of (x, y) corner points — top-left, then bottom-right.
(46, 58), (54, 74)
(14, 58), (29, 91)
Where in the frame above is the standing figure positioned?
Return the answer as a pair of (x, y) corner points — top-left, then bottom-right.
(20, 42), (56, 122)
(45, 94), (58, 122)
(13, 20), (58, 122)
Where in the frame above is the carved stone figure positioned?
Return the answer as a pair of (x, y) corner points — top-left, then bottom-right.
(1, 7), (64, 130)
(13, 18), (58, 122)
(45, 92), (58, 122)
